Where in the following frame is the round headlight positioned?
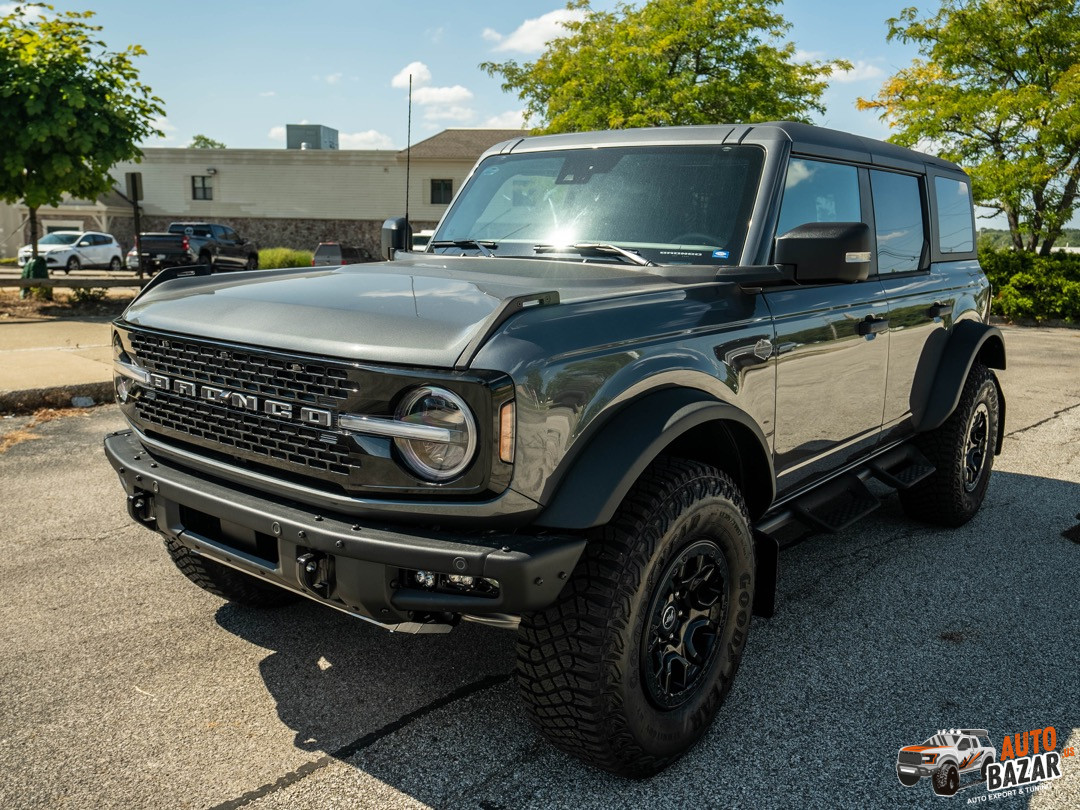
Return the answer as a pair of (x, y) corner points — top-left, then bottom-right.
(394, 387), (477, 482)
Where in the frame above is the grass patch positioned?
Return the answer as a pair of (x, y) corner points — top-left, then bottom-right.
(259, 247), (312, 269)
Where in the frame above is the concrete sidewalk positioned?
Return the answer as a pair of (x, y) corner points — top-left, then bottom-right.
(0, 316), (115, 412)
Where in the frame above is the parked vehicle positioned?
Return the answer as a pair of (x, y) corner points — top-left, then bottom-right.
(137, 222), (258, 273)
(125, 247), (139, 271)
(311, 242), (368, 266)
(17, 231), (123, 273)
(411, 229), (434, 251)
(106, 122), (1005, 777)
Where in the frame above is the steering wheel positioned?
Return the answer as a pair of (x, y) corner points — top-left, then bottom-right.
(670, 232), (723, 246)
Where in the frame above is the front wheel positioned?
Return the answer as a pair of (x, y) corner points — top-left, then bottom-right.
(933, 763), (960, 796)
(515, 457), (755, 777)
(900, 362), (999, 526)
(163, 536), (297, 608)
(245, 254), (258, 271)
(66, 256), (79, 273)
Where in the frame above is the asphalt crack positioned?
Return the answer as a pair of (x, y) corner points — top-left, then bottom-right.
(1005, 400), (1080, 438)
(208, 672), (511, 810)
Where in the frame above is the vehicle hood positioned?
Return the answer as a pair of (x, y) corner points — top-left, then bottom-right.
(901, 745), (946, 752)
(19, 244), (74, 254)
(120, 254), (685, 368)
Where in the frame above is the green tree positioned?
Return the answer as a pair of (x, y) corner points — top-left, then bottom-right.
(481, 0), (850, 134)
(0, 4), (163, 257)
(857, 0), (1080, 254)
(189, 133), (225, 149)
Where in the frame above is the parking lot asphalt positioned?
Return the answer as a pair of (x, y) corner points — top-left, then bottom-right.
(1, 323), (1077, 810)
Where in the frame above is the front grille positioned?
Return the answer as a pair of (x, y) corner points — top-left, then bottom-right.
(128, 332), (357, 480)
(898, 751), (924, 766)
(129, 332), (352, 403)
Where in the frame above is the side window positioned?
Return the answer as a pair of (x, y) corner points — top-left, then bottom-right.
(869, 170), (925, 274)
(958, 739), (970, 751)
(211, 225), (226, 239)
(223, 228), (239, 242)
(935, 176), (974, 253)
(776, 159), (861, 237)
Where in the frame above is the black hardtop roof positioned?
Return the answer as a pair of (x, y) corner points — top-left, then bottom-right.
(491, 121), (963, 175)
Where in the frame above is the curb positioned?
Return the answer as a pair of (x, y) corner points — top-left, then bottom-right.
(0, 381), (114, 415)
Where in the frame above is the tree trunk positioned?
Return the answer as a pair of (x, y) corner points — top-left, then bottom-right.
(1006, 209), (1024, 251)
(28, 206), (38, 259)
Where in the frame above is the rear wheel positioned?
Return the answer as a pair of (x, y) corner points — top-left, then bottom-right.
(109, 255), (122, 271)
(515, 457), (755, 777)
(164, 536), (297, 608)
(900, 363), (999, 526)
(198, 251), (213, 271)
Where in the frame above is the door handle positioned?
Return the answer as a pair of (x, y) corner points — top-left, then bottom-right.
(858, 316), (890, 336)
(928, 302), (949, 319)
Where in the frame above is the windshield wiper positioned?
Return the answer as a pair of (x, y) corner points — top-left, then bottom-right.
(430, 239), (497, 257)
(533, 243), (657, 267)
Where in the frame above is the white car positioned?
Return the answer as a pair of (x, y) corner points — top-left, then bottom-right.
(17, 231), (124, 273)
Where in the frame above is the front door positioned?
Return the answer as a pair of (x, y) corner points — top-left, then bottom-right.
(764, 157), (889, 495)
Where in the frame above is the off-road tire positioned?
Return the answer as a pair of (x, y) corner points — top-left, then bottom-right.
(515, 457), (755, 777)
(933, 763), (960, 796)
(896, 767), (920, 787)
(164, 536), (297, 608)
(900, 362), (999, 526)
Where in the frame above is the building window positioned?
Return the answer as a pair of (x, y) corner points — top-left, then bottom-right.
(192, 175), (213, 201)
(431, 179), (452, 205)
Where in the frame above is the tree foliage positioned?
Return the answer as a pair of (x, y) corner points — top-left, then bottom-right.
(0, 3), (163, 253)
(189, 133), (225, 149)
(857, 0), (1080, 254)
(482, 0), (849, 134)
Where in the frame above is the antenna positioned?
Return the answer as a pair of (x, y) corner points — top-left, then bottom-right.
(405, 73), (412, 235)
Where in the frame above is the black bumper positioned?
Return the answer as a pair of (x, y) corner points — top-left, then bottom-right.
(104, 430), (585, 632)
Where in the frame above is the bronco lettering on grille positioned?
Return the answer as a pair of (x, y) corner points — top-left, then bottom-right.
(151, 374), (332, 426)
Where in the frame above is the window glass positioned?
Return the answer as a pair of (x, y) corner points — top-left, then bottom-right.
(870, 170), (925, 273)
(776, 159), (861, 236)
(935, 176), (974, 253)
(192, 176), (213, 201)
(431, 179), (453, 205)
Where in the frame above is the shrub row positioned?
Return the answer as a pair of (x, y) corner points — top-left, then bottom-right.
(258, 247), (312, 269)
(979, 249), (1080, 324)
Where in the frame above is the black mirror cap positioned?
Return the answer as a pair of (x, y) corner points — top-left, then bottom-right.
(773, 221), (872, 284)
(380, 217), (412, 260)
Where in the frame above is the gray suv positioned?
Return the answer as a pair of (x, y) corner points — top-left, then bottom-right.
(105, 122), (1005, 776)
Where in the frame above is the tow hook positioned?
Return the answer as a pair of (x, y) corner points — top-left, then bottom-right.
(127, 492), (156, 526)
(296, 550), (334, 599)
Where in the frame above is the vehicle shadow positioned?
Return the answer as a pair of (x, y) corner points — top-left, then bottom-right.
(215, 469), (1080, 810)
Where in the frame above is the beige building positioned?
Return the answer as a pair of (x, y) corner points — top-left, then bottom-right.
(1, 128), (525, 258)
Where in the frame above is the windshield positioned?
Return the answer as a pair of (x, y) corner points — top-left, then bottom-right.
(39, 233), (80, 245)
(433, 145), (764, 266)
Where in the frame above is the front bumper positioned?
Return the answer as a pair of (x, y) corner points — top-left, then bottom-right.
(105, 430), (585, 633)
(897, 763), (936, 778)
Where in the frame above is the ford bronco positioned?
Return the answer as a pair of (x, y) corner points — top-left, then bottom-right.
(105, 122), (1006, 776)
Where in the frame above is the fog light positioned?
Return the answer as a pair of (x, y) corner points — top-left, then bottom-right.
(115, 376), (130, 403)
(447, 574), (475, 588)
(415, 570), (435, 588)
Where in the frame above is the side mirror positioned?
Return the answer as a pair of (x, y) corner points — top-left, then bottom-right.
(773, 221), (872, 284)
(380, 217), (412, 261)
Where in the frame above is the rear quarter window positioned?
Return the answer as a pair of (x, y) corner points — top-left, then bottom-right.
(934, 176), (974, 253)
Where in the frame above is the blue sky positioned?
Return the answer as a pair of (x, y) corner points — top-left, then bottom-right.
(14, 0), (925, 149)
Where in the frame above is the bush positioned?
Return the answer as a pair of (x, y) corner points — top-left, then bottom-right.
(258, 247), (312, 269)
(69, 287), (108, 306)
(979, 249), (1080, 324)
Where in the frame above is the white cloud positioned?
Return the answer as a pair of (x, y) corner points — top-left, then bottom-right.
(0, 3), (45, 19)
(413, 84), (473, 105)
(424, 105), (475, 123)
(483, 110), (527, 128)
(325, 72), (343, 85)
(267, 125), (286, 142)
(339, 130), (396, 149)
(485, 9), (584, 54)
(150, 116), (177, 143)
(391, 61), (432, 89)
(832, 60), (885, 84)
(794, 49), (826, 62)
(259, 90), (276, 98)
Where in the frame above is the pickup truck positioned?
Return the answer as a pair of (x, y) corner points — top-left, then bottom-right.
(138, 222), (258, 272)
(105, 121), (1005, 777)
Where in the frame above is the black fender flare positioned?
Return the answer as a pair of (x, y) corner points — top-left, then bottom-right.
(534, 387), (775, 531)
(914, 321), (1006, 448)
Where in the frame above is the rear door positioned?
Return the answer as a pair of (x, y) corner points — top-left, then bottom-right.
(763, 157), (889, 494)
